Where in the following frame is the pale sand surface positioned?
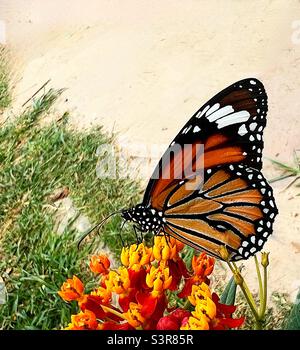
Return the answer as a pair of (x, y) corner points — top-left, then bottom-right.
(1, 0), (300, 299)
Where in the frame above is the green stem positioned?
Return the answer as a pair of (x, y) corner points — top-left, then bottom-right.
(254, 255), (264, 312)
(227, 262), (260, 322)
(259, 263), (268, 319)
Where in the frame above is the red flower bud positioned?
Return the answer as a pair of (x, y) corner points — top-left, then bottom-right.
(170, 308), (191, 322)
(156, 315), (180, 330)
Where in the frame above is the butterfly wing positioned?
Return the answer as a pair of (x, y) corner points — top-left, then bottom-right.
(141, 78), (277, 260)
(143, 78), (267, 209)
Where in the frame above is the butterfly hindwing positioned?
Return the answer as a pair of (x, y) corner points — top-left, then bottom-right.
(163, 164), (277, 261)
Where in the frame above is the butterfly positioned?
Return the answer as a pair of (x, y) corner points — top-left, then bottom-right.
(79, 78), (278, 261)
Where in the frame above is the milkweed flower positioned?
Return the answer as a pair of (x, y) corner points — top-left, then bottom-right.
(152, 236), (189, 291)
(58, 233), (244, 330)
(91, 286), (112, 304)
(105, 267), (130, 295)
(192, 252), (214, 278)
(193, 295), (217, 320)
(146, 264), (172, 297)
(123, 302), (146, 329)
(188, 282), (212, 306)
(65, 310), (99, 330)
(89, 254), (110, 274)
(153, 236), (177, 261)
(58, 275), (84, 302)
(180, 283), (244, 330)
(181, 315), (210, 330)
(121, 243), (153, 271)
(178, 252), (214, 298)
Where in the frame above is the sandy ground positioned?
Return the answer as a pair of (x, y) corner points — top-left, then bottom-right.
(1, 0), (300, 300)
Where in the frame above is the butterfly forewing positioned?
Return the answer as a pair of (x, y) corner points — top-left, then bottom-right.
(143, 78), (267, 208)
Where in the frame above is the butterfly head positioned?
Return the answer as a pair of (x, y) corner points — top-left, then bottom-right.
(121, 205), (165, 233)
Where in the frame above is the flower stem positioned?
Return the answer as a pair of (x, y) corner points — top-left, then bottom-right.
(101, 305), (127, 321)
(254, 255), (264, 310)
(259, 262), (268, 319)
(226, 261), (260, 323)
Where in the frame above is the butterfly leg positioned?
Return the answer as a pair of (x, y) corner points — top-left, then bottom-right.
(119, 220), (128, 248)
(133, 225), (144, 246)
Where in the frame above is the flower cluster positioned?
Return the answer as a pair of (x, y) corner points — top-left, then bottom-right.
(58, 237), (244, 330)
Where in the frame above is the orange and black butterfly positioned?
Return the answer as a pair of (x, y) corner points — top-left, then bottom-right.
(120, 78), (278, 261)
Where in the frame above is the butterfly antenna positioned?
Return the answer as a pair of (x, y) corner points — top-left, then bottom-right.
(77, 210), (122, 248)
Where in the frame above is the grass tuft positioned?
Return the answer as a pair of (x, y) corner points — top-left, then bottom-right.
(0, 89), (140, 329)
(0, 46), (11, 109)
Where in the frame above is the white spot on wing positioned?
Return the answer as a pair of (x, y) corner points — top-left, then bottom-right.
(205, 103), (220, 117)
(250, 80), (256, 85)
(196, 105), (210, 118)
(217, 111), (250, 129)
(238, 124), (247, 136)
(249, 122), (257, 131)
(193, 125), (201, 133)
(206, 105), (234, 122)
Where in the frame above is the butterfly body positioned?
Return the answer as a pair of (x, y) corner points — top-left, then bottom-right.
(121, 78), (278, 261)
(121, 205), (164, 233)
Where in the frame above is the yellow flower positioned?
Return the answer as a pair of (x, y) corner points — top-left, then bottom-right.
(121, 243), (153, 271)
(188, 282), (212, 306)
(180, 315), (210, 330)
(193, 296), (217, 321)
(105, 267), (130, 295)
(146, 264), (172, 297)
(123, 302), (145, 328)
(153, 236), (177, 261)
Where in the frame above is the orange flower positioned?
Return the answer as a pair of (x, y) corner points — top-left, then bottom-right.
(91, 286), (112, 304)
(58, 275), (84, 302)
(123, 302), (145, 329)
(146, 264), (172, 297)
(192, 253), (214, 278)
(89, 254), (110, 274)
(65, 310), (99, 330)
